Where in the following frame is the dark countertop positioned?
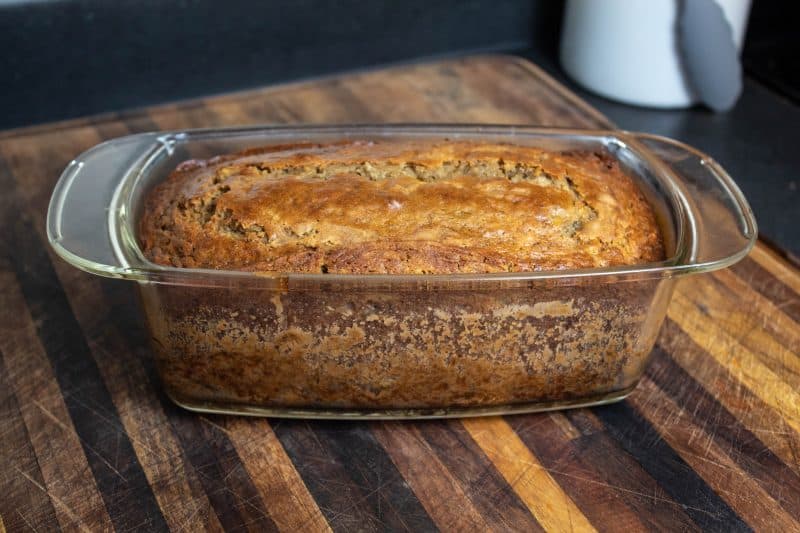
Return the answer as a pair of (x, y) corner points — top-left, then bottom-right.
(521, 48), (799, 260)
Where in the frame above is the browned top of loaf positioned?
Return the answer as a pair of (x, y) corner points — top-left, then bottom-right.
(139, 141), (664, 274)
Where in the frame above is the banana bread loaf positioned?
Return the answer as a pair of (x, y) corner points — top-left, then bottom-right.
(139, 141), (664, 273)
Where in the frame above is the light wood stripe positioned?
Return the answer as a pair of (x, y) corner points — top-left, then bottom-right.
(510, 412), (682, 531)
(221, 419), (331, 533)
(632, 375), (800, 531)
(462, 417), (596, 533)
(749, 245), (800, 293)
(715, 267), (800, 343)
(0, 271), (112, 531)
(466, 59), (603, 128)
(0, 348), (60, 532)
(413, 421), (545, 531)
(372, 422), (494, 532)
(668, 285), (800, 435)
(508, 56), (612, 128)
(659, 320), (800, 479)
(710, 269), (800, 384)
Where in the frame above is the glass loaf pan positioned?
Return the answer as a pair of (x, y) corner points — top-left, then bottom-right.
(47, 125), (756, 419)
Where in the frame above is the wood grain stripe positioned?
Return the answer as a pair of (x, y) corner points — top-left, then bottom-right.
(251, 81), (378, 124)
(273, 421), (436, 532)
(0, 347), (60, 532)
(462, 417), (596, 532)
(659, 320), (800, 478)
(730, 256), (800, 325)
(221, 418), (332, 533)
(506, 56), (613, 128)
(509, 411), (696, 532)
(372, 421), (493, 531)
(706, 269), (800, 388)
(593, 402), (751, 531)
(630, 378), (795, 532)
(413, 421), (543, 532)
(343, 62), (512, 125)
(748, 245), (800, 294)
(668, 288), (800, 434)
(168, 414), (279, 532)
(463, 59), (601, 127)
(637, 350), (800, 527)
(0, 269), (111, 531)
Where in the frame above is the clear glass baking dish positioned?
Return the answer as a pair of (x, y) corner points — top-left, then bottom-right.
(47, 125), (756, 419)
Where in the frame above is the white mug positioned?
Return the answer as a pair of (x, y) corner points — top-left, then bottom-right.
(559, 0), (751, 108)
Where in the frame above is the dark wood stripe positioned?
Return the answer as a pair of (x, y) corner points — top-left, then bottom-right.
(0, 270), (114, 530)
(631, 356), (800, 529)
(273, 421), (438, 532)
(650, 344), (800, 515)
(0, 159), (169, 531)
(167, 412), (279, 532)
(593, 401), (752, 532)
(659, 316), (800, 476)
(0, 348), (60, 532)
(629, 376), (798, 531)
(414, 420), (543, 532)
(374, 421), (494, 530)
(509, 411), (698, 531)
(219, 418), (331, 532)
(731, 257), (800, 323)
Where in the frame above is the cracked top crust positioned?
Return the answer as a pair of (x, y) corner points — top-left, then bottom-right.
(138, 140), (664, 273)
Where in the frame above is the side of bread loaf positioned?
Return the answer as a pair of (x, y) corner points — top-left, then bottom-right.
(139, 141), (664, 273)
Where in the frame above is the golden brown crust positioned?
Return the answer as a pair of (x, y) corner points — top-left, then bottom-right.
(139, 141), (664, 273)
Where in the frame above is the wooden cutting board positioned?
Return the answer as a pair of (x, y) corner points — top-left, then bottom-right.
(1, 55), (798, 532)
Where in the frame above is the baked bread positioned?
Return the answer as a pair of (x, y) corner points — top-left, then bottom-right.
(139, 141), (664, 273)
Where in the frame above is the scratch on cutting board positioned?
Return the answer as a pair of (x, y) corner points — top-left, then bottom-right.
(174, 503), (203, 533)
(16, 510), (39, 533)
(14, 467), (93, 533)
(32, 400), (127, 482)
(476, 444), (721, 519)
(314, 476), (400, 529)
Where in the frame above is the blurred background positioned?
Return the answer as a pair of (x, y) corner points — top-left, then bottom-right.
(1, 0), (797, 255)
